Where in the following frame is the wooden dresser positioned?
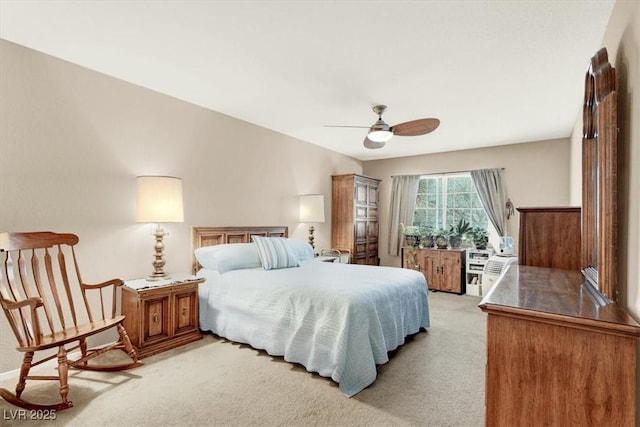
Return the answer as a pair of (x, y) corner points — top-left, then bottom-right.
(479, 265), (640, 426)
(517, 207), (581, 270)
(331, 174), (381, 265)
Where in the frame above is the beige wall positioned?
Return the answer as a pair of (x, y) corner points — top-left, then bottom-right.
(0, 39), (362, 374)
(364, 138), (572, 267)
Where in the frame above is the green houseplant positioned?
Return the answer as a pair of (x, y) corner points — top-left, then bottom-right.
(434, 228), (450, 249)
(401, 224), (421, 248)
(418, 225), (435, 248)
(470, 227), (489, 249)
(448, 219), (472, 249)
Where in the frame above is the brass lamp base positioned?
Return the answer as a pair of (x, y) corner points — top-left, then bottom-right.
(147, 271), (169, 281)
(147, 224), (169, 281)
(307, 224), (315, 250)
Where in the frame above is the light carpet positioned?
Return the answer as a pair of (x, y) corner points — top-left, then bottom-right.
(0, 292), (486, 426)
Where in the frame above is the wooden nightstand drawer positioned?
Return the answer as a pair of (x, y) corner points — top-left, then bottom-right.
(174, 288), (198, 334)
(123, 275), (204, 358)
(143, 294), (170, 343)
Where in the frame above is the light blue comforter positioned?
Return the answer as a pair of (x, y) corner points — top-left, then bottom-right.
(197, 260), (429, 396)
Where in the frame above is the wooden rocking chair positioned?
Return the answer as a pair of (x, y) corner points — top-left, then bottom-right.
(0, 231), (142, 411)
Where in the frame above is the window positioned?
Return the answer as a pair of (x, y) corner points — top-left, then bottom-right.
(413, 174), (488, 231)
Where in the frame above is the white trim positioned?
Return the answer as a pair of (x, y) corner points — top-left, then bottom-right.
(1, 349), (87, 382)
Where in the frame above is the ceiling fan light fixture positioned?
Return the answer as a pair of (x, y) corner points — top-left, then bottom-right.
(326, 104), (440, 149)
(367, 129), (393, 143)
(364, 138), (385, 149)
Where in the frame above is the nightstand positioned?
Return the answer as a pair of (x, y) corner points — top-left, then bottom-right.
(122, 274), (204, 358)
(319, 248), (351, 264)
(316, 255), (339, 263)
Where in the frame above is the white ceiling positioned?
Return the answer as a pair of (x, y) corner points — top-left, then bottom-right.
(0, 1), (615, 161)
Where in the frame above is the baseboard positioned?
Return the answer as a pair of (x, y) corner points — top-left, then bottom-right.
(0, 349), (84, 382)
(0, 367), (20, 383)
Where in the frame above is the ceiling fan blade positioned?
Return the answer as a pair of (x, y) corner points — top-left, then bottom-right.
(363, 136), (385, 149)
(323, 125), (370, 128)
(391, 118), (440, 136)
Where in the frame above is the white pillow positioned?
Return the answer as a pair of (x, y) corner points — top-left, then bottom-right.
(194, 243), (261, 273)
(285, 238), (315, 260)
(252, 236), (299, 270)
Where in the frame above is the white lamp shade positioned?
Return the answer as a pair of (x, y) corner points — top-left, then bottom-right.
(299, 194), (325, 223)
(136, 176), (184, 223)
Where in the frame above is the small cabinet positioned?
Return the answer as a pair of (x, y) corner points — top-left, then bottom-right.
(402, 248), (466, 294)
(123, 276), (204, 358)
(465, 248), (495, 296)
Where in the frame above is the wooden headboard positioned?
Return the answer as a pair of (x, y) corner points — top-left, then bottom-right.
(191, 226), (288, 273)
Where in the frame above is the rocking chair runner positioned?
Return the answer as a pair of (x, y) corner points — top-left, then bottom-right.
(0, 231), (142, 411)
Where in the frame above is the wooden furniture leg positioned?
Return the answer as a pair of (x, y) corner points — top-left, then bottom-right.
(117, 324), (138, 361)
(16, 352), (33, 399)
(57, 347), (70, 407)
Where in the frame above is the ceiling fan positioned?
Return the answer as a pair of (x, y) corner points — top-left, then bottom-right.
(325, 105), (440, 149)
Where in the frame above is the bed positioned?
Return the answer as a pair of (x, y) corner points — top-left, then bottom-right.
(192, 226), (430, 397)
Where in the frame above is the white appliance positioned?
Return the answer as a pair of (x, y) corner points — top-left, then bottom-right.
(481, 254), (518, 296)
(499, 236), (514, 255)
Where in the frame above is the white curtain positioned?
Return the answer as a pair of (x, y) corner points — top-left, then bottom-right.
(388, 175), (420, 256)
(471, 168), (507, 236)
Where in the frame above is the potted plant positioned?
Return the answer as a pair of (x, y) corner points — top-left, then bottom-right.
(401, 224), (421, 248)
(418, 225), (435, 248)
(434, 228), (450, 249)
(470, 227), (489, 249)
(448, 219), (472, 249)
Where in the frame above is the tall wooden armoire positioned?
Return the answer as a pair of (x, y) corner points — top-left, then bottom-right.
(331, 174), (381, 265)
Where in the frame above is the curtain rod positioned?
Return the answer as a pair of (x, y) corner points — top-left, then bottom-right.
(391, 167), (505, 178)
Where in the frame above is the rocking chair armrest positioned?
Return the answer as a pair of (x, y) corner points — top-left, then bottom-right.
(1, 296), (44, 311)
(81, 278), (124, 290)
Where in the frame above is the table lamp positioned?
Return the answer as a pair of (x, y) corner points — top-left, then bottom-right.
(299, 194), (325, 250)
(136, 176), (184, 280)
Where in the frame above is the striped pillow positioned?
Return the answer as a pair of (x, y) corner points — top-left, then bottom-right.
(252, 236), (299, 270)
